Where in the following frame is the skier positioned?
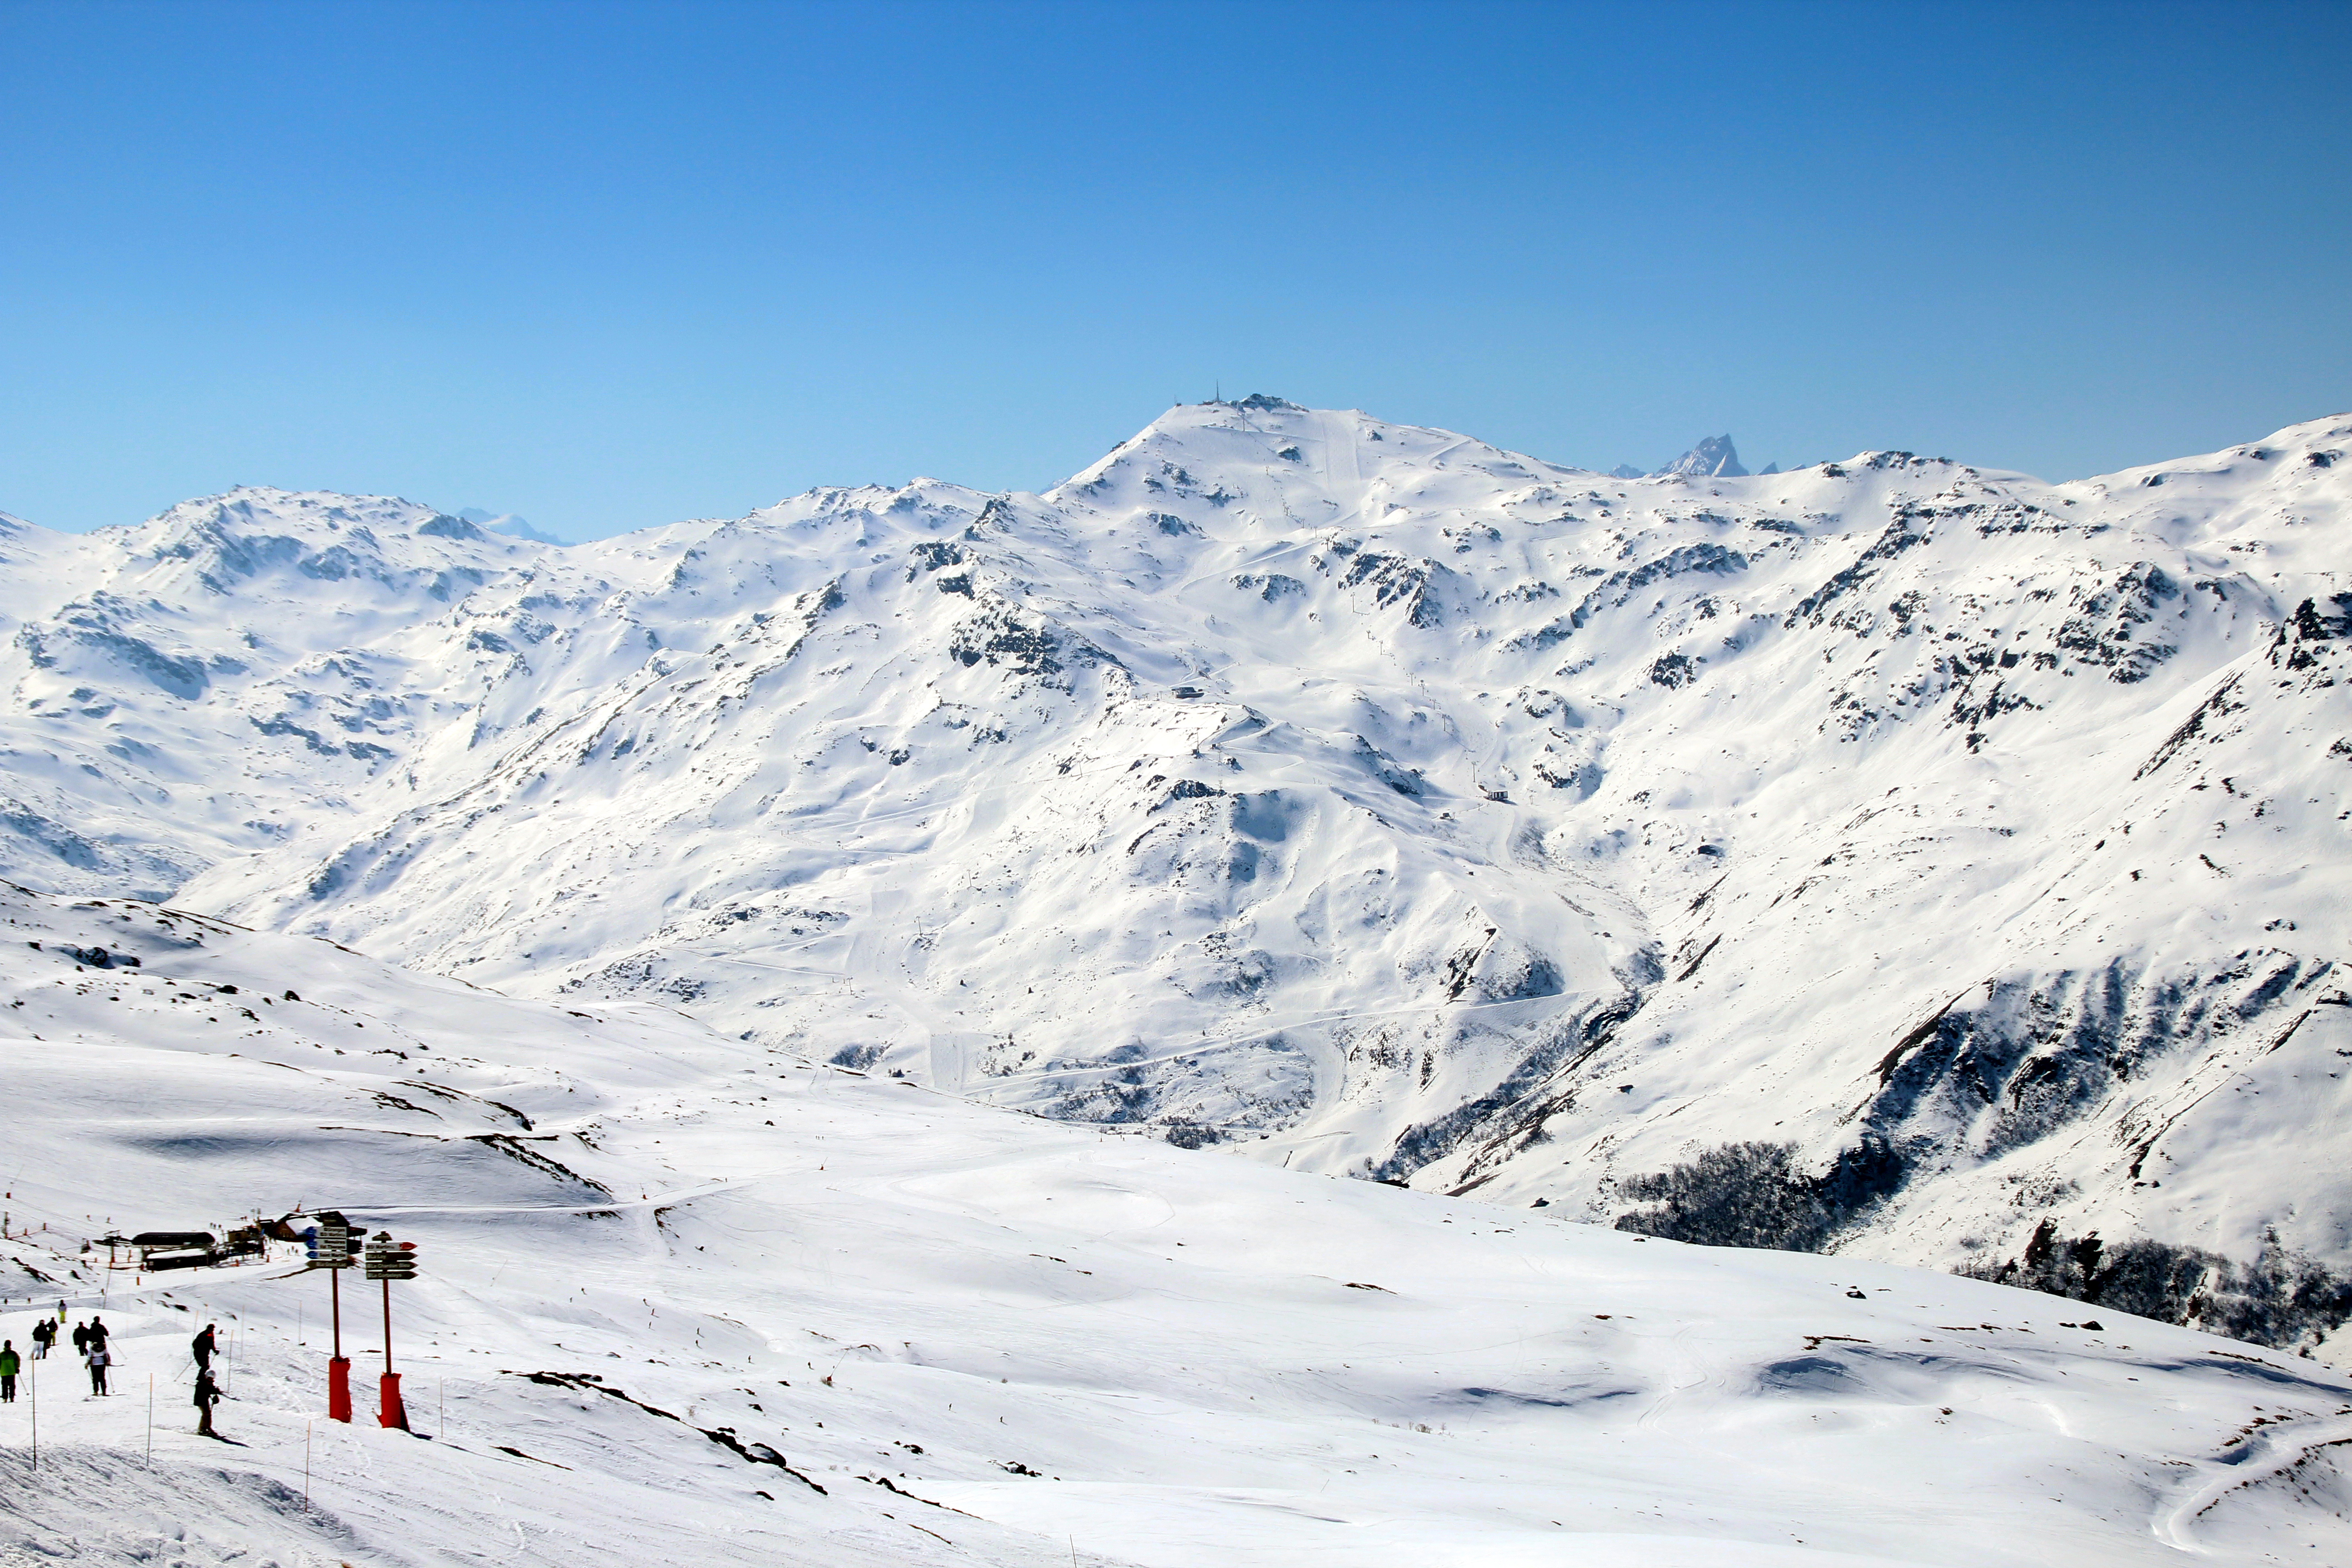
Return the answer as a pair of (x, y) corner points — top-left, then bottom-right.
(87, 1340), (109, 1395)
(30, 1317), (53, 1359)
(193, 1365), (221, 1436)
(0, 1340), (16, 1402)
(86, 1315), (108, 1352)
(191, 1323), (216, 1372)
(70, 1319), (88, 1357)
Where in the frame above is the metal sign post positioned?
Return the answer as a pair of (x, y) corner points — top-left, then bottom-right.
(309, 1218), (353, 1422)
(362, 1231), (416, 1431)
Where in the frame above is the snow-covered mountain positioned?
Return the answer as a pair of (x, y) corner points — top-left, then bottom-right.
(5, 881), (2348, 1567)
(5, 397), (2349, 1352)
(1615, 434), (1755, 479)
(457, 506), (567, 544)
(1656, 433), (1749, 478)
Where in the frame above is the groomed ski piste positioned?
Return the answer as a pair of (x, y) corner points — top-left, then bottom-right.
(2, 887), (2348, 1566)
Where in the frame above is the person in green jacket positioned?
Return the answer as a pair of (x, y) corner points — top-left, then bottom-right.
(0, 1340), (18, 1402)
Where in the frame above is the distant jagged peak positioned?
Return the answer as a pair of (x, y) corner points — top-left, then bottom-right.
(457, 508), (567, 546)
(1656, 435), (1748, 479)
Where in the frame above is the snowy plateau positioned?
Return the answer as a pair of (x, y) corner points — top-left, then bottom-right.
(1, 397), (2350, 1566)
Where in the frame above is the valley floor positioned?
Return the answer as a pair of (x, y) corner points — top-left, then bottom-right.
(6, 1054), (2351, 1568)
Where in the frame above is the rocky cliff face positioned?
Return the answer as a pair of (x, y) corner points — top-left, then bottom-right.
(1655, 433), (1749, 477)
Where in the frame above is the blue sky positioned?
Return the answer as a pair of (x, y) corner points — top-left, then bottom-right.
(3, 0), (2346, 539)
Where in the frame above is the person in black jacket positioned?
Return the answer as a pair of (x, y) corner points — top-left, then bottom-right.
(193, 1366), (221, 1436)
(192, 1323), (216, 1372)
(70, 1320), (88, 1357)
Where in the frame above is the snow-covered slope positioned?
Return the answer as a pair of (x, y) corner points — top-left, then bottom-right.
(4, 882), (2350, 1567)
(6, 400), (2350, 1350)
(0, 490), (561, 896)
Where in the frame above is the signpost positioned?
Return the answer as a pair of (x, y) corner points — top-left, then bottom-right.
(363, 1231), (416, 1431)
(308, 1218), (353, 1422)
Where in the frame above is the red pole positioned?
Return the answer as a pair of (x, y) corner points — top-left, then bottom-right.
(377, 1270), (407, 1430)
(327, 1266), (351, 1423)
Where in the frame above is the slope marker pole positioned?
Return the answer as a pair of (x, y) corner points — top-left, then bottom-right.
(329, 1262), (350, 1422)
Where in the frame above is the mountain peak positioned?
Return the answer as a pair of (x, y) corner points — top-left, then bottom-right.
(1050, 400), (1591, 527)
(1657, 435), (1748, 479)
(459, 507), (567, 545)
